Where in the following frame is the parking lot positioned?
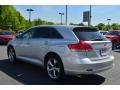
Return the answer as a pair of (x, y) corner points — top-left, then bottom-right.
(0, 45), (120, 85)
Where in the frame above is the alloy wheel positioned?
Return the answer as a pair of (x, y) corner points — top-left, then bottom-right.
(8, 47), (16, 63)
(47, 59), (61, 79)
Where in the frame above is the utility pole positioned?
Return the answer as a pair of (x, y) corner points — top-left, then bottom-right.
(66, 5), (68, 25)
(26, 9), (34, 24)
(59, 12), (64, 25)
(107, 19), (111, 30)
(88, 5), (92, 26)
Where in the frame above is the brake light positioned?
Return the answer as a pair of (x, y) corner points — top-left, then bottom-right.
(68, 40), (93, 51)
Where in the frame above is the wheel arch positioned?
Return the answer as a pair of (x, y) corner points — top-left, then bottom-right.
(44, 52), (64, 69)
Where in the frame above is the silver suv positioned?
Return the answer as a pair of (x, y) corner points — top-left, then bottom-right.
(7, 25), (114, 80)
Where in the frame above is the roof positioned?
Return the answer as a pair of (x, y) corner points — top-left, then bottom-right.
(30, 25), (95, 30)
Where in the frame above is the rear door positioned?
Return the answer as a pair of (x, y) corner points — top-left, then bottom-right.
(29, 27), (63, 62)
(73, 27), (112, 60)
(28, 27), (49, 61)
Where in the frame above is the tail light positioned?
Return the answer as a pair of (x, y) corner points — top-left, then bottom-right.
(68, 40), (93, 51)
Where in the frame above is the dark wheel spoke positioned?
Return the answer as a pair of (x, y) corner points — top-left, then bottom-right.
(46, 57), (63, 80)
(55, 68), (60, 72)
(8, 47), (16, 63)
(53, 70), (57, 77)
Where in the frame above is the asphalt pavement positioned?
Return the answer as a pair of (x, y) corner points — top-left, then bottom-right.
(0, 45), (120, 85)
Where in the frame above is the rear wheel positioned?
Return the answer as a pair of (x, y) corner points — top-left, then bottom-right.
(45, 55), (64, 81)
(8, 47), (16, 63)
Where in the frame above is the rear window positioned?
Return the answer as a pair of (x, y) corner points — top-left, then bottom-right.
(0, 32), (13, 35)
(73, 27), (108, 41)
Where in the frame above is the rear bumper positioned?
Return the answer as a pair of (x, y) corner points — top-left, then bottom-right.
(64, 56), (114, 75)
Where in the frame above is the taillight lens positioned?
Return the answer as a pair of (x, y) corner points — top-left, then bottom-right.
(68, 40), (93, 51)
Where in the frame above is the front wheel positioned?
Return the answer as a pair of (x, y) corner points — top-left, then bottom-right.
(8, 47), (16, 63)
(45, 55), (64, 81)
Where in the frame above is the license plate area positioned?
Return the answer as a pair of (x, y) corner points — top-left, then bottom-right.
(100, 48), (107, 56)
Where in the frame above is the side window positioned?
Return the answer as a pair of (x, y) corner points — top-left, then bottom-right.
(48, 28), (63, 39)
(21, 29), (34, 39)
(32, 28), (48, 38)
(33, 27), (63, 39)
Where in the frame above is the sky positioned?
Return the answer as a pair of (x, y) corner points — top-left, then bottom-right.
(14, 5), (120, 26)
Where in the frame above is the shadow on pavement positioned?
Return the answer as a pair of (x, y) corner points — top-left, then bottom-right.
(114, 49), (120, 53)
(0, 59), (105, 85)
(0, 44), (7, 47)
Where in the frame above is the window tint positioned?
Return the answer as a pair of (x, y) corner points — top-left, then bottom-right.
(100, 31), (107, 35)
(20, 29), (34, 39)
(33, 27), (63, 39)
(73, 27), (108, 41)
(73, 27), (98, 32)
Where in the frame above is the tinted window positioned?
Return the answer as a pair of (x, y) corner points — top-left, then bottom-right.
(33, 27), (63, 39)
(19, 29), (34, 39)
(73, 27), (108, 41)
(73, 27), (98, 32)
(100, 31), (108, 35)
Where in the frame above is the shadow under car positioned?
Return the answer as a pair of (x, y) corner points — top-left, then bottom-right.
(0, 59), (105, 85)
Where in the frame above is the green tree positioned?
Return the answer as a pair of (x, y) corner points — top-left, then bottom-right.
(69, 22), (74, 25)
(46, 21), (54, 25)
(0, 5), (54, 32)
(111, 23), (120, 30)
(78, 23), (85, 26)
(0, 5), (28, 32)
(32, 18), (43, 26)
(96, 23), (107, 30)
(32, 18), (54, 26)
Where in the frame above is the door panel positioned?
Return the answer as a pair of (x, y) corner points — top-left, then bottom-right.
(15, 28), (34, 57)
(27, 38), (49, 62)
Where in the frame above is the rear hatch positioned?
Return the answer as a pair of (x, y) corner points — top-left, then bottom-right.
(72, 27), (112, 61)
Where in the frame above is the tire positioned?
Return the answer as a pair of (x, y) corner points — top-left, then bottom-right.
(112, 42), (118, 50)
(8, 47), (16, 63)
(45, 55), (64, 81)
